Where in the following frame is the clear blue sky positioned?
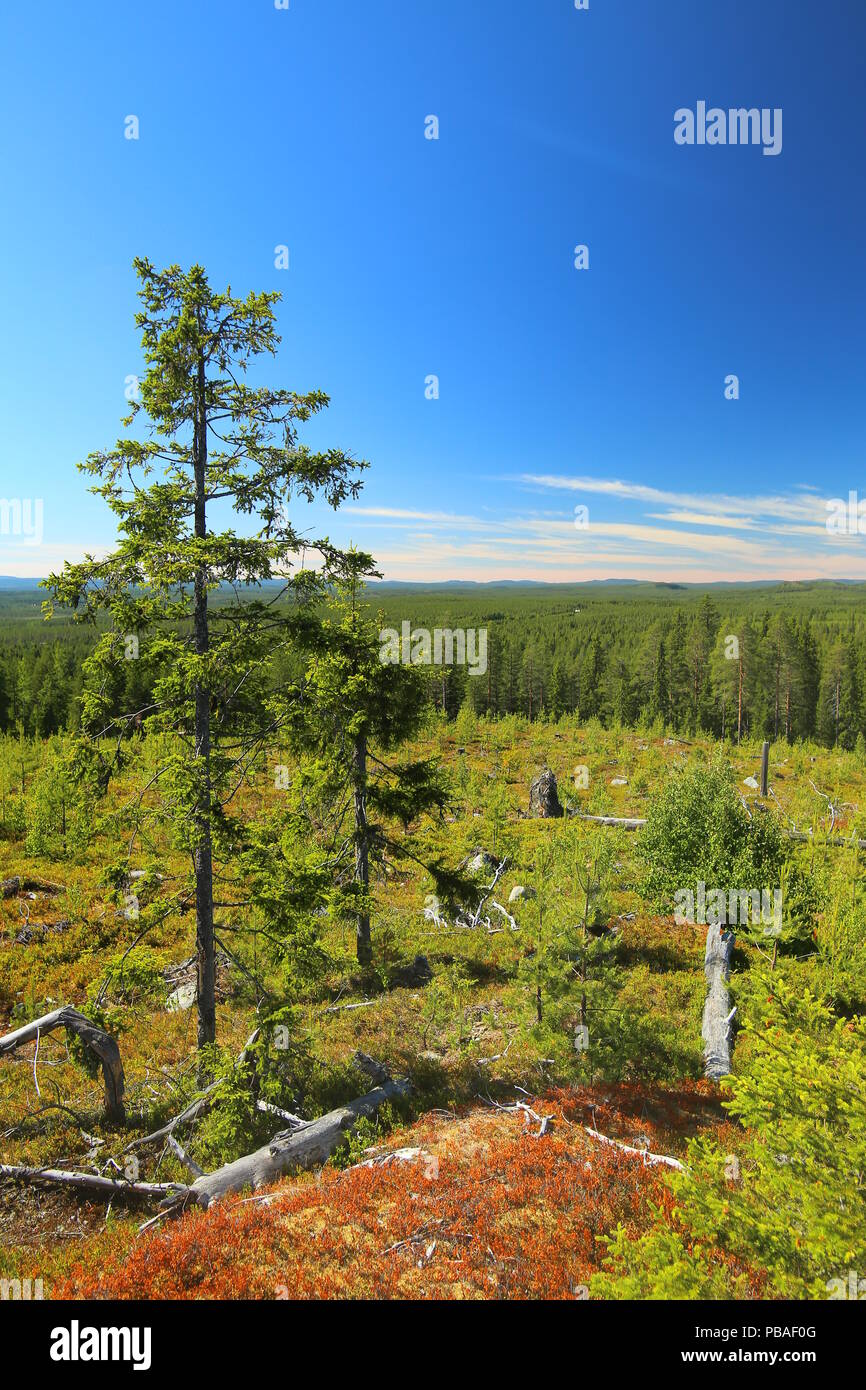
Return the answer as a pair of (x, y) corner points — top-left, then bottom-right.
(1, 0), (865, 581)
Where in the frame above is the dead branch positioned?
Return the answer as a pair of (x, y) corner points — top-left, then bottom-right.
(0, 1007), (125, 1122)
(0, 1164), (188, 1202)
(481, 1094), (553, 1138)
(166, 1134), (205, 1179)
(582, 1127), (685, 1171)
(124, 1027), (260, 1153)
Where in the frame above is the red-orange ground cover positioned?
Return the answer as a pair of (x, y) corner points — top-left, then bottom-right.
(54, 1090), (725, 1301)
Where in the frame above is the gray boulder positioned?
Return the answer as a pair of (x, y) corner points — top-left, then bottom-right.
(508, 884), (536, 904)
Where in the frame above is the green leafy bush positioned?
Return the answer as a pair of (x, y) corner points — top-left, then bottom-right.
(637, 757), (783, 908)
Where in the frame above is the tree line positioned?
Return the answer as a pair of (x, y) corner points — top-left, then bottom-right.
(4, 583), (866, 750)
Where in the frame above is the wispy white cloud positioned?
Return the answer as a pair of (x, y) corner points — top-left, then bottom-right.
(344, 473), (866, 583)
(520, 474), (829, 524)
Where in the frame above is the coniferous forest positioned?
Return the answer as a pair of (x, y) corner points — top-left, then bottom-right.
(4, 580), (866, 749)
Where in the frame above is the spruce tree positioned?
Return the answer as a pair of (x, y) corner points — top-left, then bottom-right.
(44, 258), (370, 1048)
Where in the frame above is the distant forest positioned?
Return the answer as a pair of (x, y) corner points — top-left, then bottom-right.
(2, 579), (866, 748)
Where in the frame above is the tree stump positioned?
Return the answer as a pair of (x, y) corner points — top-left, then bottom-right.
(529, 768), (563, 818)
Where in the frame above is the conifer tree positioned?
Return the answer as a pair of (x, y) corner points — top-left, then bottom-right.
(279, 563), (450, 966)
(44, 258), (370, 1048)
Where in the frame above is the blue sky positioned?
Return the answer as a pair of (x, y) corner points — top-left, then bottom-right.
(1, 0), (865, 581)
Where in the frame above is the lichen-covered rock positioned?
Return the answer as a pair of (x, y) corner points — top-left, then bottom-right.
(508, 884), (536, 904)
(529, 768), (563, 818)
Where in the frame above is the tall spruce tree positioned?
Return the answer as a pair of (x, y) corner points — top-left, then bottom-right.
(44, 258), (370, 1048)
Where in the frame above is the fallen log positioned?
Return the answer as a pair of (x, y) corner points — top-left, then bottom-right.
(0, 1007), (125, 1122)
(569, 809), (866, 850)
(702, 923), (735, 1081)
(172, 1076), (411, 1209)
(0, 1164), (187, 1202)
(1, 876), (64, 899)
(568, 811), (646, 830)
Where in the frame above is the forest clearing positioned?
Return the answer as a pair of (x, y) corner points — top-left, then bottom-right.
(1, 709), (863, 1301)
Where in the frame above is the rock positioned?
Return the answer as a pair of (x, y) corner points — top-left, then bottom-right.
(508, 885), (536, 904)
(743, 776), (759, 790)
(166, 983), (197, 1013)
(610, 777), (628, 786)
(529, 767), (563, 818)
(467, 850), (500, 875)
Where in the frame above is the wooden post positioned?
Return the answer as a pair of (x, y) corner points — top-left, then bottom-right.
(760, 741), (769, 797)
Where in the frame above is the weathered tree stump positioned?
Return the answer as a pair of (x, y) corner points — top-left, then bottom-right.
(702, 924), (735, 1081)
(529, 768), (563, 818)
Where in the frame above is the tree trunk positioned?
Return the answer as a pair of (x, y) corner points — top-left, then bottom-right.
(785, 686), (791, 740)
(702, 923), (735, 1081)
(194, 344), (216, 1049)
(174, 1077), (410, 1208)
(353, 731), (371, 967)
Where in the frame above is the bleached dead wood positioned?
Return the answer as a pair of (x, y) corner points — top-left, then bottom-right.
(568, 811), (646, 830)
(467, 856), (509, 929)
(0, 1164), (188, 1202)
(124, 1084), (220, 1153)
(702, 922), (735, 1081)
(491, 900), (519, 931)
(167, 1134), (205, 1178)
(255, 1100), (306, 1127)
(0, 1007), (125, 1122)
(569, 808), (866, 849)
(482, 1095), (553, 1137)
(582, 1127), (684, 1172)
(321, 998), (378, 1015)
(171, 1075), (411, 1209)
